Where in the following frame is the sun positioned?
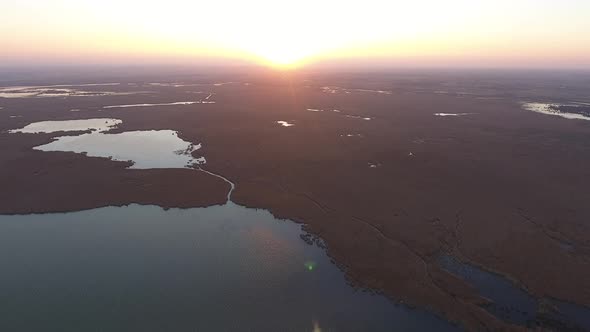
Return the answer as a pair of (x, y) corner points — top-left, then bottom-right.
(253, 48), (312, 69)
(235, 33), (323, 69)
(262, 52), (303, 68)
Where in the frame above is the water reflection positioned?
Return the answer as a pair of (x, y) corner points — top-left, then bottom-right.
(10, 119), (204, 169)
(10, 118), (121, 134)
(522, 102), (590, 121)
(277, 120), (295, 127)
(0, 84), (130, 99)
(434, 113), (472, 117)
(344, 115), (372, 121)
(103, 101), (202, 109)
(438, 254), (590, 330)
(35, 130), (203, 169)
(0, 203), (459, 331)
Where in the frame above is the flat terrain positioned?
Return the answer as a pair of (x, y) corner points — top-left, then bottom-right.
(1, 69), (589, 331)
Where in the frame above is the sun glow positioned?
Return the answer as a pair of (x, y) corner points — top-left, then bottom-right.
(242, 38), (330, 68)
(1, 0), (589, 68)
(253, 49), (309, 68)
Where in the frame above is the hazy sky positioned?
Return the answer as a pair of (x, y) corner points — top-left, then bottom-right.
(1, 0), (589, 68)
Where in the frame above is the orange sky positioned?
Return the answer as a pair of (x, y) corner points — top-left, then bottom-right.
(2, 0), (589, 69)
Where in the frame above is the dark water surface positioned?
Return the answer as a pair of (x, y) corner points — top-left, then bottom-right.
(0, 203), (459, 332)
(439, 255), (590, 331)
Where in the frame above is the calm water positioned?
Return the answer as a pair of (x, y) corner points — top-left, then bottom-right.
(0, 203), (459, 332)
(10, 119), (205, 169)
(9, 118), (121, 133)
(439, 255), (590, 330)
(522, 102), (590, 121)
(35, 130), (204, 169)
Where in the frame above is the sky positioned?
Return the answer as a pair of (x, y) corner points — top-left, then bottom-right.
(1, 0), (589, 69)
